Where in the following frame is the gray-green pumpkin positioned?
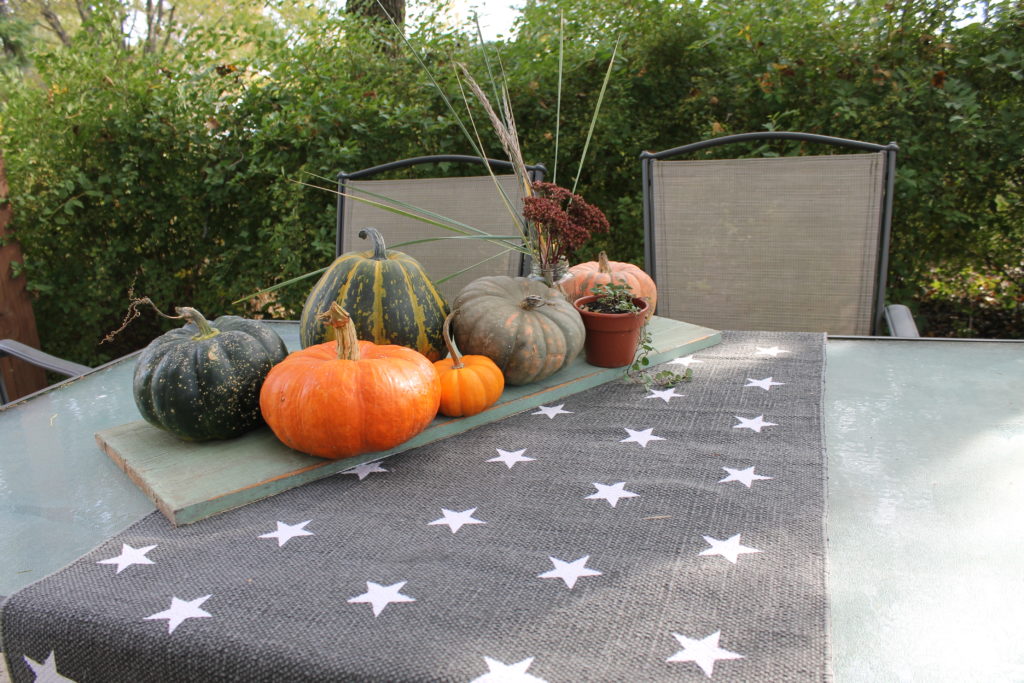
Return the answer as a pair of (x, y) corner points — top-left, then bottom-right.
(451, 276), (585, 385)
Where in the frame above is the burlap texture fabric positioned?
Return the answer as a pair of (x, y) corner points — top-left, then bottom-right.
(1, 331), (828, 682)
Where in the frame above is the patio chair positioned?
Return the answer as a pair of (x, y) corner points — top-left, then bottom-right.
(640, 132), (918, 336)
(0, 339), (91, 405)
(336, 155), (546, 305)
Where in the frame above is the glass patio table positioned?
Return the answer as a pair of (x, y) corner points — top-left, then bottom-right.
(1, 323), (1021, 681)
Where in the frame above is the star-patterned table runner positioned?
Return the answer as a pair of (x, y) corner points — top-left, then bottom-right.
(0, 331), (828, 682)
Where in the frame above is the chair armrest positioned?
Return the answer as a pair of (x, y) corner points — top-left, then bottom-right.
(883, 304), (920, 338)
(0, 339), (92, 376)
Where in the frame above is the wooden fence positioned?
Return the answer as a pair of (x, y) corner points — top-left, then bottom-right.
(0, 150), (47, 401)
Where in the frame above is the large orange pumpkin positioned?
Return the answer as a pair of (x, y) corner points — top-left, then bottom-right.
(433, 312), (504, 417)
(259, 303), (441, 459)
(564, 251), (658, 319)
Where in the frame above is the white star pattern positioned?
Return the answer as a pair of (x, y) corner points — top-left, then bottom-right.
(428, 508), (486, 533)
(645, 387), (685, 403)
(745, 377), (785, 391)
(700, 534), (761, 564)
(669, 354), (703, 368)
(348, 581), (415, 616)
(532, 404), (573, 419)
(488, 448), (535, 468)
(537, 556), (602, 589)
(23, 651), (76, 682)
(470, 656), (548, 682)
(719, 466), (772, 488)
(258, 520), (314, 547)
(145, 595), (213, 634)
(97, 543), (156, 574)
(666, 630), (744, 677)
(733, 415), (777, 433)
(20, 335), (823, 679)
(585, 482), (639, 508)
(343, 461), (389, 480)
(620, 427), (666, 448)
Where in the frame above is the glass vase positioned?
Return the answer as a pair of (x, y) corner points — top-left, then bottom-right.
(527, 256), (574, 291)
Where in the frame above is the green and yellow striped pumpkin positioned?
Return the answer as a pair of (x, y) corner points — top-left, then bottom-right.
(299, 228), (449, 361)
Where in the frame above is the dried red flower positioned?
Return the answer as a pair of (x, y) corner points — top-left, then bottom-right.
(522, 182), (609, 264)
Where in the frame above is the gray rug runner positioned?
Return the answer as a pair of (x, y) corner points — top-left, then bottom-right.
(1, 331), (828, 682)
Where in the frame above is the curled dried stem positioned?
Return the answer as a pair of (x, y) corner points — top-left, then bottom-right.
(102, 295), (183, 344)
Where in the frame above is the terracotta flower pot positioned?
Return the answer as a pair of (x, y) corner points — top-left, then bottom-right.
(574, 295), (650, 368)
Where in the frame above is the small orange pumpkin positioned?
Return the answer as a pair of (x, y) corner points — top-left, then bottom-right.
(564, 251), (658, 319)
(259, 303), (441, 459)
(433, 312), (504, 417)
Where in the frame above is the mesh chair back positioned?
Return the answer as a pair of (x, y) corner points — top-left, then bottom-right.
(643, 135), (896, 335)
(340, 172), (532, 306)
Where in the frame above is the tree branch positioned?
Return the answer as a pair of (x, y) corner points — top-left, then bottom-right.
(73, 0), (91, 24)
(37, 1), (70, 46)
(160, 5), (175, 53)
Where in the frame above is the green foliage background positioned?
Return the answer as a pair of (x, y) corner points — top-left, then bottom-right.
(1, 0), (1022, 365)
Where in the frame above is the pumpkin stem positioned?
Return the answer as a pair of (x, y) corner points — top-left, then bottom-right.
(358, 228), (388, 261)
(175, 307), (220, 340)
(318, 302), (360, 361)
(521, 295), (548, 310)
(598, 250), (611, 274)
(442, 312), (464, 369)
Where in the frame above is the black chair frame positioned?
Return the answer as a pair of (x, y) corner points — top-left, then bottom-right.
(0, 339), (92, 405)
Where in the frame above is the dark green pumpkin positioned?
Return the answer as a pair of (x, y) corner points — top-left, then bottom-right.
(452, 276), (585, 385)
(133, 308), (288, 441)
(300, 228), (449, 361)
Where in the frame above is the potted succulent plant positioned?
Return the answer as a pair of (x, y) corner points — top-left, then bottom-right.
(574, 282), (650, 368)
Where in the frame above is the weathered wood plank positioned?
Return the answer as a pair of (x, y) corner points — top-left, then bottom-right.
(96, 316), (720, 525)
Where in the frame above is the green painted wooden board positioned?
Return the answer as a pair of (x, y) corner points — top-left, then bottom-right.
(96, 316), (720, 526)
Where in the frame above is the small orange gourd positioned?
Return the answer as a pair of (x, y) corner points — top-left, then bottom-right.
(564, 251), (658, 319)
(433, 312), (504, 417)
(259, 303), (441, 459)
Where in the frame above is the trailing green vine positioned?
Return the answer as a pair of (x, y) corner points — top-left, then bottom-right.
(626, 324), (693, 390)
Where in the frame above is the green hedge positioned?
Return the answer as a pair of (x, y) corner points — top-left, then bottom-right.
(1, 0), (1022, 365)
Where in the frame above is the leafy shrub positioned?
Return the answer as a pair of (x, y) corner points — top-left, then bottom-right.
(1, 0), (1022, 367)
